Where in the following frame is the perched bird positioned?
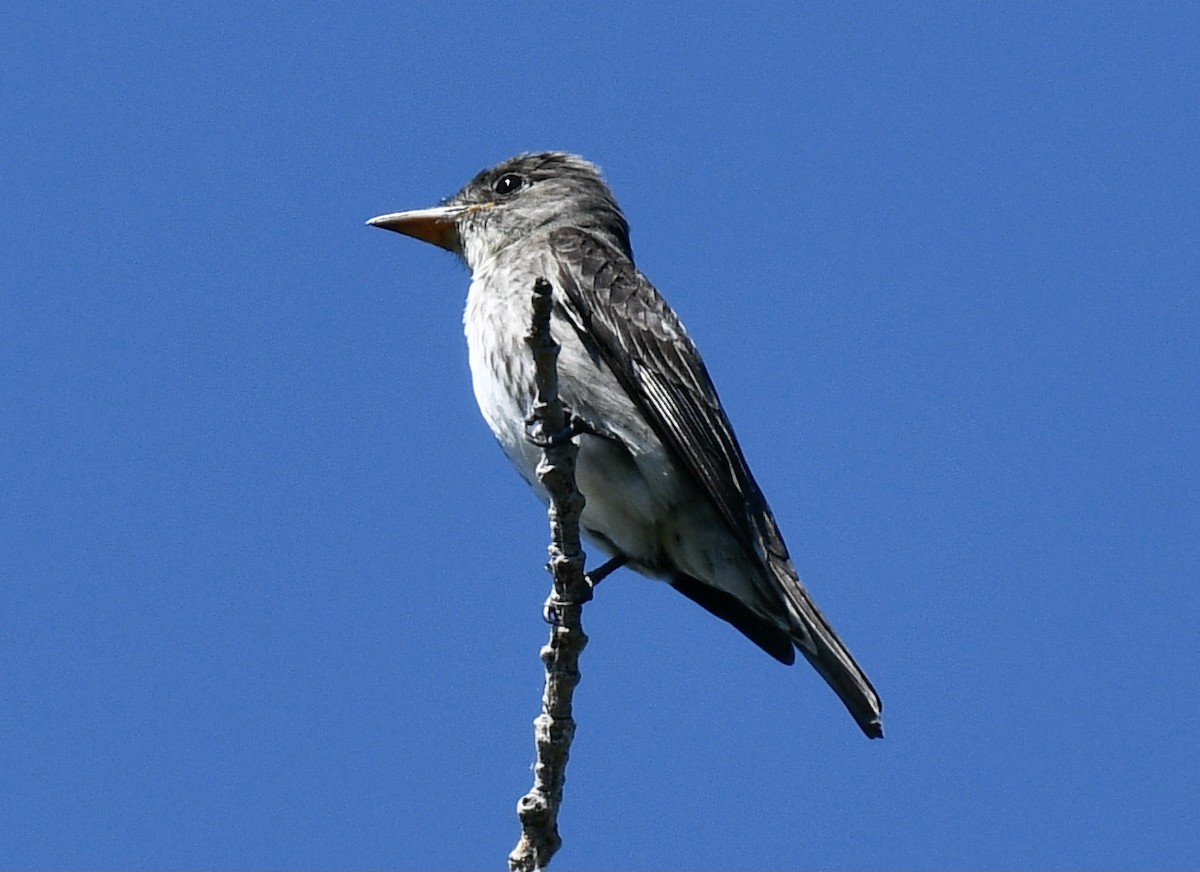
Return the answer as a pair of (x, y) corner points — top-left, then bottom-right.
(368, 153), (883, 738)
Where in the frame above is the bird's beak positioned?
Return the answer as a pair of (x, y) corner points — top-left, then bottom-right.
(366, 204), (470, 252)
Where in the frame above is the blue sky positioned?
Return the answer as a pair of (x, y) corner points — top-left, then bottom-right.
(3, 4), (1198, 869)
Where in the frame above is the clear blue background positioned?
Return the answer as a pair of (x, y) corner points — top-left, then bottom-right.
(4, 4), (1197, 869)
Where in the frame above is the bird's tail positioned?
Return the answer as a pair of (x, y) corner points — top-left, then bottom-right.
(775, 562), (884, 739)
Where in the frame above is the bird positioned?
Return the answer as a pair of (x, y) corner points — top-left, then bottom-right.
(368, 152), (883, 738)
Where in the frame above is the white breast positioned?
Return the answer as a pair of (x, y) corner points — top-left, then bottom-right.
(462, 258), (543, 486)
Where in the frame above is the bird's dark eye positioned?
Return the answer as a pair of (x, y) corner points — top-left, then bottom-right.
(493, 173), (525, 195)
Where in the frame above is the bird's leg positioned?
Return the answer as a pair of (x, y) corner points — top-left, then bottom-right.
(566, 411), (616, 441)
(524, 406), (614, 448)
(542, 553), (628, 625)
(527, 397), (624, 627)
(586, 554), (627, 588)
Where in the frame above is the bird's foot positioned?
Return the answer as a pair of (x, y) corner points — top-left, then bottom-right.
(541, 554), (627, 625)
(566, 412), (615, 441)
(524, 407), (610, 448)
(523, 406), (572, 448)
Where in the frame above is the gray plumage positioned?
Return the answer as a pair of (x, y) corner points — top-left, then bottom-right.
(369, 152), (883, 738)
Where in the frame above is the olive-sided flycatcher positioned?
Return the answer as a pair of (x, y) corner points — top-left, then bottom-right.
(368, 152), (883, 738)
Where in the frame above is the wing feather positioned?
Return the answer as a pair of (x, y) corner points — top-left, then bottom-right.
(548, 230), (783, 562)
(546, 228), (883, 738)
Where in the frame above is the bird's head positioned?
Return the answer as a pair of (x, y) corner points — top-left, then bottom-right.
(368, 152), (633, 269)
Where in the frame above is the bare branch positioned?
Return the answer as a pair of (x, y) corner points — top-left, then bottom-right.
(509, 278), (592, 872)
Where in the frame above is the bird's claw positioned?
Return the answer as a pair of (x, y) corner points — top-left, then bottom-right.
(524, 416), (574, 448)
(524, 407), (606, 448)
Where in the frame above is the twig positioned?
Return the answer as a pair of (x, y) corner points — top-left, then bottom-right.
(508, 278), (591, 872)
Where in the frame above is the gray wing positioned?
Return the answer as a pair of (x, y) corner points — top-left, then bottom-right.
(547, 227), (884, 738)
(547, 228), (789, 573)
